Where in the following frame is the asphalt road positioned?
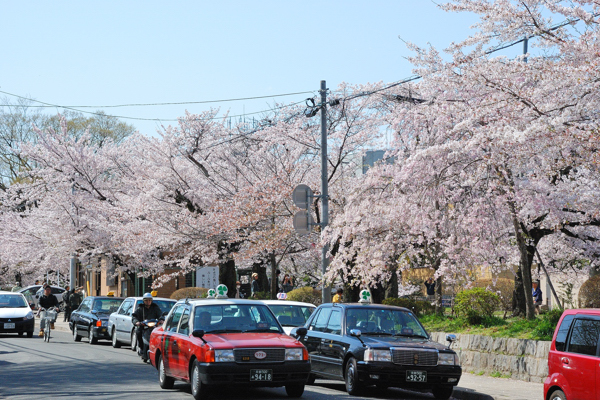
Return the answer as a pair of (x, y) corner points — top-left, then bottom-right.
(0, 331), (459, 400)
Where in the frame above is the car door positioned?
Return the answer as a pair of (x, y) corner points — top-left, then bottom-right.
(162, 305), (186, 378)
(75, 298), (92, 333)
(320, 309), (345, 379)
(116, 299), (133, 341)
(306, 307), (332, 375)
(560, 316), (600, 399)
(171, 306), (192, 379)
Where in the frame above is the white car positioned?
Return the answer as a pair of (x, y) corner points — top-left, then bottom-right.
(261, 299), (316, 335)
(107, 296), (176, 350)
(0, 291), (35, 337)
(33, 286), (66, 310)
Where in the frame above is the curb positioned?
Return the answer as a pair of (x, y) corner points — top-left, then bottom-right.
(453, 387), (495, 400)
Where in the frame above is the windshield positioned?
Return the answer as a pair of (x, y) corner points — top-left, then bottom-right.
(346, 308), (428, 338)
(0, 294), (28, 308)
(92, 299), (123, 313)
(154, 300), (176, 314)
(268, 304), (315, 327)
(193, 304), (281, 334)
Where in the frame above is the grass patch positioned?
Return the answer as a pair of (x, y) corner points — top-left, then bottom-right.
(419, 309), (562, 341)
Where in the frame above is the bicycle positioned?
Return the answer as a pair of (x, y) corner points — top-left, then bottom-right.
(39, 307), (58, 342)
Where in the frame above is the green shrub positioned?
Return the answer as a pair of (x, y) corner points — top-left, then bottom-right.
(531, 308), (563, 341)
(170, 287), (208, 300)
(382, 297), (435, 316)
(454, 287), (500, 324)
(474, 278), (513, 317)
(286, 287), (322, 306)
(250, 291), (271, 300)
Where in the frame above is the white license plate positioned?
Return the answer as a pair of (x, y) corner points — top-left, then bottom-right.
(250, 369), (272, 381)
(4, 323), (15, 329)
(406, 370), (427, 382)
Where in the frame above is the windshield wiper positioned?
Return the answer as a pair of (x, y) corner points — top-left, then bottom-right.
(393, 333), (428, 338)
(361, 331), (393, 336)
(243, 328), (277, 333)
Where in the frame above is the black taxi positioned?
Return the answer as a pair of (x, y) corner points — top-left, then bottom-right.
(290, 302), (461, 400)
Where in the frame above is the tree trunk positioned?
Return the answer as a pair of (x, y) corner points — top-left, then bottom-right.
(511, 268), (526, 317)
(270, 252), (277, 300)
(385, 267), (399, 299)
(435, 276), (444, 315)
(217, 242), (237, 298)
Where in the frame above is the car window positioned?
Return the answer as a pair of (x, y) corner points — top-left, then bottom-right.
(118, 300), (133, 315)
(51, 287), (64, 295)
(326, 309), (342, 335)
(567, 318), (600, 356)
(0, 294), (27, 308)
(92, 298), (123, 313)
(269, 305), (315, 326)
(193, 304), (281, 333)
(313, 307), (332, 332)
(178, 308), (191, 336)
(153, 300), (176, 315)
(166, 305), (185, 333)
(308, 308), (321, 330)
(79, 298), (91, 312)
(555, 314), (575, 352)
(346, 308), (428, 337)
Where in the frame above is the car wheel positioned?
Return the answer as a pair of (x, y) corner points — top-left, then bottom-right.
(131, 331), (137, 352)
(191, 360), (209, 400)
(306, 373), (316, 385)
(158, 355), (175, 389)
(285, 383), (305, 398)
(344, 357), (363, 395)
(73, 325), (81, 342)
(112, 328), (121, 348)
(432, 385), (454, 400)
(88, 328), (98, 345)
(548, 389), (566, 400)
(18, 332), (24, 337)
(26, 331), (33, 338)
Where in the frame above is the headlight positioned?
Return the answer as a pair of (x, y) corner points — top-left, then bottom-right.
(24, 312), (34, 320)
(438, 353), (458, 366)
(364, 349), (392, 362)
(214, 349), (235, 362)
(285, 348), (303, 361)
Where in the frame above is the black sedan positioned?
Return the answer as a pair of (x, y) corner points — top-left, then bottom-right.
(69, 296), (124, 344)
(291, 303), (461, 400)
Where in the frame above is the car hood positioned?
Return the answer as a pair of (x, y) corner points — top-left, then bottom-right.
(361, 335), (448, 351)
(0, 308), (31, 318)
(204, 332), (302, 349)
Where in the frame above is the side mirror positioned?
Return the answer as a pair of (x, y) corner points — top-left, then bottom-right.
(446, 334), (457, 348)
(350, 329), (362, 337)
(295, 327), (307, 337)
(192, 329), (207, 344)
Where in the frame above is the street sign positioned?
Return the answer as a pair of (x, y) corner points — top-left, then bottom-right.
(292, 184), (313, 210)
(293, 210), (313, 234)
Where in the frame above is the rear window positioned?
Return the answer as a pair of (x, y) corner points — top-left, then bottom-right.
(555, 314), (575, 352)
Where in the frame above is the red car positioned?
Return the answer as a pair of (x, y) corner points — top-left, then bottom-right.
(149, 298), (310, 400)
(544, 308), (600, 400)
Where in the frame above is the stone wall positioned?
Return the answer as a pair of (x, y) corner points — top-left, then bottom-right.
(430, 332), (550, 383)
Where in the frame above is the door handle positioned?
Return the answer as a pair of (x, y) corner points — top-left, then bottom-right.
(561, 357), (569, 365)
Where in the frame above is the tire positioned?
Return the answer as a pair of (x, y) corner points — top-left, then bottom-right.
(112, 328), (122, 348)
(548, 389), (566, 400)
(190, 360), (209, 400)
(73, 325), (81, 342)
(44, 326), (50, 342)
(432, 385), (454, 400)
(344, 357), (363, 395)
(285, 383), (305, 398)
(306, 374), (316, 385)
(89, 328), (98, 345)
(18, 332), (24, 337)
(26, 331), (33, 338)
(131, 330), (137, 351)
(158, 355), (175, 389)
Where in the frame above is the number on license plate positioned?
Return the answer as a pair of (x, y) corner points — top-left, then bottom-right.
(406, 370), (427, 382)
(250, 369), (272, 381)
(4, 323), (15, 329)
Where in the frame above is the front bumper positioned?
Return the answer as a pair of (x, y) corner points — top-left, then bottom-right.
(196, 361), (311, 387)
(356, 361), (462, 389)
(0, 318), (35, 334)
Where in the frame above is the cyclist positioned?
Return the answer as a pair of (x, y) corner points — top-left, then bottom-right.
(38, 286), (59, 337)
(132, 293), (162, 355)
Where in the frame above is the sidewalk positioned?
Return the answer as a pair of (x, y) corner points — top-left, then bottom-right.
(40, 319), (544, 400)
(34, 316), (71, 333)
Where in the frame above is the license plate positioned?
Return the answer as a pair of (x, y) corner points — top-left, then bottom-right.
(4, 323), (15, 329)
(406, 370), (427, 382)
(250, 369), (272, 381)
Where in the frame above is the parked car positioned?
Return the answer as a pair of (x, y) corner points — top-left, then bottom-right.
(108, 296), (176, 349)
(261, 300), (316, 335)
(149, 298), (310, 399)
(544, 308), (600, 400)
(290, 302), (461, 400)
(69, 296), (124, 344)
(23, 285), (66, 310)
(0, 291), (35, 337)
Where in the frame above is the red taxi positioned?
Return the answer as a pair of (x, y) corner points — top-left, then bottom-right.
(149, 298), (310, 399)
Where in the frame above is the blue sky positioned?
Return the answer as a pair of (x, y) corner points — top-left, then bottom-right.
(1, 1), (524, 136)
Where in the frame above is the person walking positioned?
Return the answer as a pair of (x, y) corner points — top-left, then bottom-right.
(234, 281), (244, 299)
(62, 285), (71, 322)
(282, 274), (294, 293)
(251, 273), (260, 297)
(69, 286), (83, 313)
(424, 278), (436, 301)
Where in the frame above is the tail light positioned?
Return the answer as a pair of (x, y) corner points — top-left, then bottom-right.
(96, 320), (102, 327)
(303, 347), (309, 361)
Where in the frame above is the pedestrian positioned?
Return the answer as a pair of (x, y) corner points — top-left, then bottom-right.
(38, 286), (59, 336)
(424, 278), (436, 301)
(62, 285), (71, 322)
(332, 288), (343, 303)
(251, 273), (260, 297)
(69, 286), (83, 312)
(234, 281), (244, 299)
(532, 280), (543, 314)
(282, 274), (294, 293)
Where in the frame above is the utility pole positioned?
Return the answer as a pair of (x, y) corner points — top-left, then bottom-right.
(320, 80), (331, 304)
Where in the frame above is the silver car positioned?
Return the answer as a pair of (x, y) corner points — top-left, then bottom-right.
(107, 296), (176, 350)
